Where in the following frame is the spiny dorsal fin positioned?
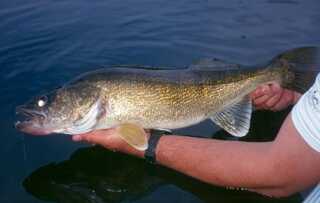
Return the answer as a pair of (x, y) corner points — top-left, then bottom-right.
(210, 96), (252, 137)
(189, 58), (241, 71)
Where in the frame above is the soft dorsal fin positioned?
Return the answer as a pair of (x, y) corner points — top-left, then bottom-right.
(210, 96), (252, 137)
(189, 58), (241, 71)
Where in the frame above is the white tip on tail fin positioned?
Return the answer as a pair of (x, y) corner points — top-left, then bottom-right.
(210, 96), (252, 137)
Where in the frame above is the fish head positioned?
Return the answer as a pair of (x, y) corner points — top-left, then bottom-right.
(15, 84), (102, 135)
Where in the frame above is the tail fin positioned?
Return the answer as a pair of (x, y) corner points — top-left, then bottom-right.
(271, 47), (320, 93)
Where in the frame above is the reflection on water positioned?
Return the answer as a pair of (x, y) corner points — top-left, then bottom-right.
(23, 111), (301, 203)
(0, 0), (319, 202)
(23, 147), (164, 203)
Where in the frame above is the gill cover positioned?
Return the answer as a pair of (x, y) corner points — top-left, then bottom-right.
(58, 99), (102, 134)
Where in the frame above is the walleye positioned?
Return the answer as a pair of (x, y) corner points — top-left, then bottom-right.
(15, 47), (319, 150)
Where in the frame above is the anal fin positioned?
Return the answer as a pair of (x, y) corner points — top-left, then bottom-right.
(116, 123), (148, 151)
(210, 96), (252, 137)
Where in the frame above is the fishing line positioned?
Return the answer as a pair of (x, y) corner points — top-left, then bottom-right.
(22, 135), (27, 162)
(20, 135), (28, 175)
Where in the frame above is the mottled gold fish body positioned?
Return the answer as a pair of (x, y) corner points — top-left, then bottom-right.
(15, 47), (319, 150)
(85, 66), (283, 130)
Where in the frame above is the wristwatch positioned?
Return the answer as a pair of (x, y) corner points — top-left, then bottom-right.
(144, 129), (172, 164)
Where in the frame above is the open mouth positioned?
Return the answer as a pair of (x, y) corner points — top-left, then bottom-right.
(15, 106), (50, 135)
(15, 106), (46, 122)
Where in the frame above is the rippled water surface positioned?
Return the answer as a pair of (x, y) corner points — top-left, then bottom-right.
(0, 0), (319, 202)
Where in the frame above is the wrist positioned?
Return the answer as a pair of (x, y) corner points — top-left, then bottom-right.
(144, 130), (172, 164)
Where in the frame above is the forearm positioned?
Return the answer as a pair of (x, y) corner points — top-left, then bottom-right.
(151, 115), (320, 197)
(118, 134), (276, 189)
(154, 136), (275, 189)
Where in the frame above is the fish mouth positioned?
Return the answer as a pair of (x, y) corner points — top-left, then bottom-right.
(15, 106), (51, 135)
(16, 105), (47, 121)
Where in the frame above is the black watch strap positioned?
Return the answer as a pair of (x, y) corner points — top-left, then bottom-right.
(144, 130), (172, 164)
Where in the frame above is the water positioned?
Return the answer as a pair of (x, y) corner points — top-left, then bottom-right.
(0, 0), (319, 202)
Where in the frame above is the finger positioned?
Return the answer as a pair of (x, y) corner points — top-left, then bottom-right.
(251, 83), (282, 99)
(72, 129), (116, 142)
(250, 86), (262, 99)
(253, 93), (272, 107)
(72, 134), (83, 142)
(83, 133), (108, 144)
(270, 89), (294, 111)
(72, 132), (99, 142)
(252, 85), (272, 105)
(72, 135), (99, 146)
(271, 99), (290, 111)
(250, 85), (270, 99)
(85, 130), (117, 143)
(72, 134), (96, 142)
(263, 86), (283, 108)
(252, 83), (285, 109)
(78, 128), (115, 137)
(263, 94), (282, 109)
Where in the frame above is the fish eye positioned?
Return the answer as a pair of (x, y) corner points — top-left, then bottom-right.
(38, 96), (48, 107)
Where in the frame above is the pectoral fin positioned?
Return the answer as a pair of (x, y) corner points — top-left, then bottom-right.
(116, 123), (148, 151)
(210, 96), (252, 137)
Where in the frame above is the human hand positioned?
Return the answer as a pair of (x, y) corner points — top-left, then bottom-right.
(72, 128), (149, 158)
(250, 83), (301, 111)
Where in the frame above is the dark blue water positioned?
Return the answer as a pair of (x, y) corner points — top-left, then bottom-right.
(0, 0), (319, 202)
